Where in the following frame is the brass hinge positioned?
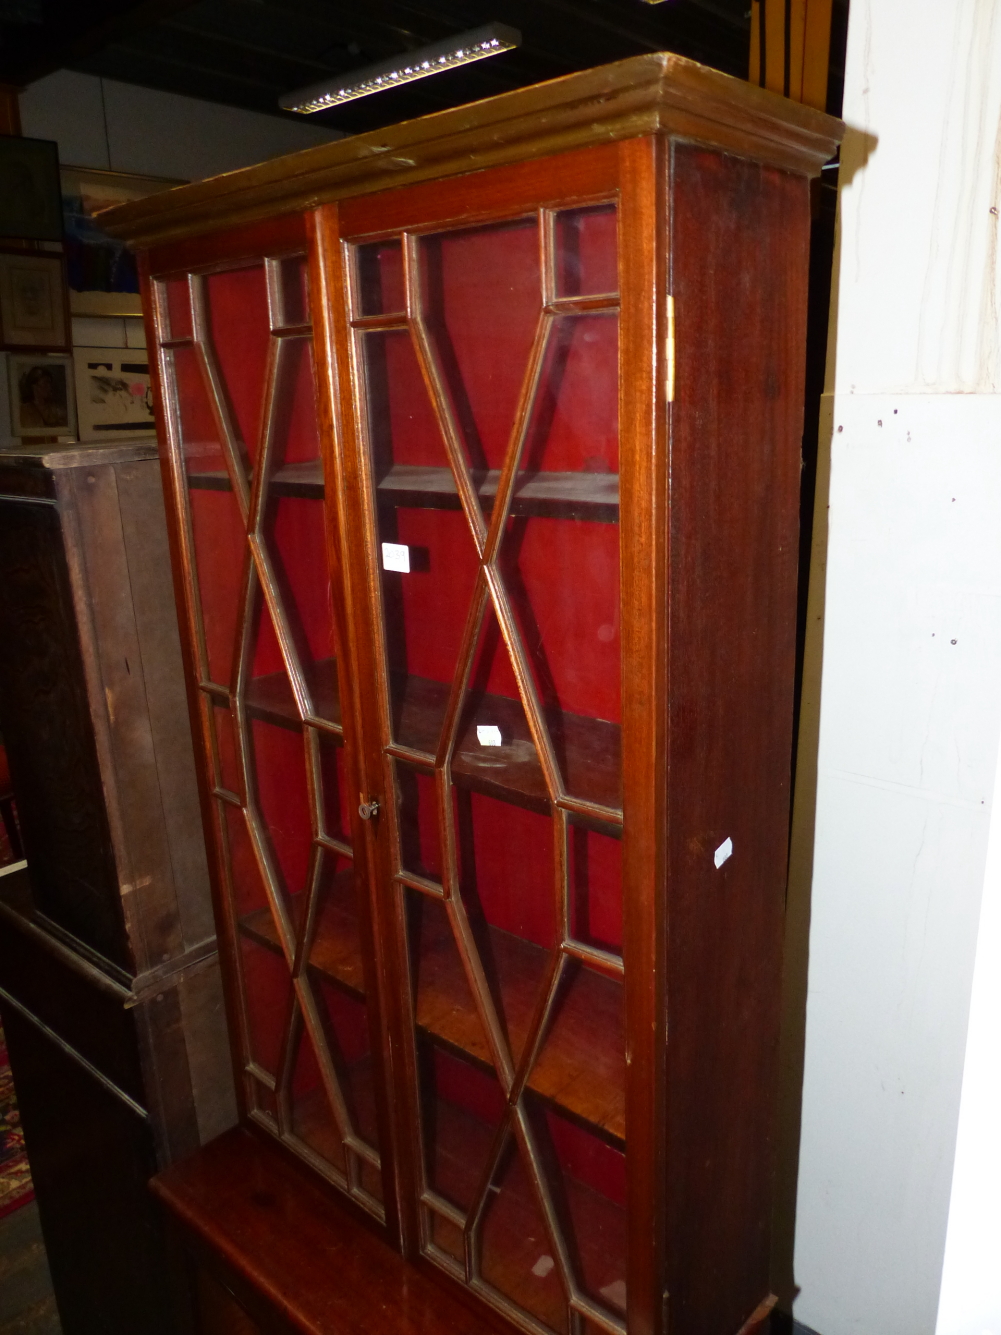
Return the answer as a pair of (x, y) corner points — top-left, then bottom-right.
(666, 293), (676, 404)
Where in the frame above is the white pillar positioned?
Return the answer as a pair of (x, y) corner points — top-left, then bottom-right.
(789, 3), (1001, 1333)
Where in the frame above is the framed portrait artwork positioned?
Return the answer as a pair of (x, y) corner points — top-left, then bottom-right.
(73, 347), (154, 441)
(7, 353), (77, 439)
(0, 249), (70, 351)
(62, 166), (183, 316)
(0, 135), (63, 243)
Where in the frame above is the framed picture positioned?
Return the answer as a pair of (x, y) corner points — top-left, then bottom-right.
(0, 250), (69, 351)
(0, 135), (63, 243)
(7, 353), (77, 439)
(61, 166), (183, 316)
(74, 347), (154, 441)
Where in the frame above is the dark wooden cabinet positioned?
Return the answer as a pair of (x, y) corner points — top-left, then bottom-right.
(103, 53), (843, 1335)
(0, 442), (237, 1335)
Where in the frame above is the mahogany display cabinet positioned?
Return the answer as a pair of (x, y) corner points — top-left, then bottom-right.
(103, 52), (843, 1335)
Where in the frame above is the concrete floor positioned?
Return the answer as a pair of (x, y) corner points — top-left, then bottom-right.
(0, 1202), (61, 1335)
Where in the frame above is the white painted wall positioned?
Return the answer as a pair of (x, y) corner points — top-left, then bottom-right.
(935, 698), (1001, 1335)
(18, 68), (340, 180)
(788, 2), (1001, 1333)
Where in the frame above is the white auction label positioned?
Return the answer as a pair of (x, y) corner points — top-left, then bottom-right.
(476, 725), (502, 747)
(714, 836), (733, 869)
(381, 542), (410, 573)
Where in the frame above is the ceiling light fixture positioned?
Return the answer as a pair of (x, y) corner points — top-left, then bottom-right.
(280, 22), (521, 115)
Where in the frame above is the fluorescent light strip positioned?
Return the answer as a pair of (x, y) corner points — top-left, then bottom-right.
(280, 22), (521, 115)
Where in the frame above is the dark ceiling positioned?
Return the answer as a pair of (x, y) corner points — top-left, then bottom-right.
(1, 0), (846, 137)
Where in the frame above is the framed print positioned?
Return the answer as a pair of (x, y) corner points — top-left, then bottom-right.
(7, 353), (76, 439)
(62, 166), (183, 316)
(0, 135), (63, 242)
(74, 347), (154, 441)
(0, 250), (70, 351)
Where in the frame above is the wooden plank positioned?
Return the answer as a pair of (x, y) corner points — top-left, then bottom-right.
(749, 0), (834, 111)
(177, 959), (239, 1146)
(64, 460), (184, 974)
(802, 0), (835, 112)
(117, 457), (217, 949)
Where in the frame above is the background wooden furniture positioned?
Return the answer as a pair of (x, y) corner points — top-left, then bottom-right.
(0, 441), (236, 1335)
(104, 52), (843, 1335)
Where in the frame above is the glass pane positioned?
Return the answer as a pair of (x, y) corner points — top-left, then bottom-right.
(419, 1040), (504, 1213)
(357, 239), (405, 316)
(318, 734), (352, 846)
(205, 265), (270, 468)
(554, 204), (618, 299)
(395, 761), (442, 883)
(171, 343), (247, 686)
(250, 1079), (278, 1123)
(568, 821), (622, 957)
(275, 254), (309, 327)
(452, 787), (556, 1069)
(248, 716), (312, 897)
(480, 1134), (568, 1334)
(452, 601), (549, 813)
(532, 963), (625, 1143)
(289, 1016), (346, 1174)
(163, 277), (192, 340)
(529, 1098), (627, 1319)
(428, 1209), (465, 1268)
(408, 890), (493, 1070)
(210, 700), (240, 795)
(239, 933), (290, 1078)
(499, 314), (620, 811)
(420, 216), (540, 478)
(222, 801), (268, 920)
(318, 980), (380, 1158)
(308, 850), (365, 996)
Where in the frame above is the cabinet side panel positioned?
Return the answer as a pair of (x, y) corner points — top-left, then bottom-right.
(0, 493), (129, 969)
(116, 458), (217, 949)
(65, 460), (185, 973)
(666, 145), (809, 1335)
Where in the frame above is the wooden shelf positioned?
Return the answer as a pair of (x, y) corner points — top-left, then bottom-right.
(244, 657), (341, 730)
(188, 459), (324, 498)
(187, 461), (620, 521)
(242, 881), (624, 1143)
(377, 465), (619, 522)
(427, 1097), (627, 1322)
(239, 869), (365, 999)
(392, 674), (621, 818)
(413, 907), (625, 1145)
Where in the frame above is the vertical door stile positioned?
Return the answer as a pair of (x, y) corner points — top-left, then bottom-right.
(618, 133), (670, 1335)
(310, 201), (417, 1254)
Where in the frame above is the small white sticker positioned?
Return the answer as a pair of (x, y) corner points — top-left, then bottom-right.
(714, 836), (733, 869)
(532, 1255), (555, 1278)
(382, 542), (410, 573)
(477, 725), (502, 747)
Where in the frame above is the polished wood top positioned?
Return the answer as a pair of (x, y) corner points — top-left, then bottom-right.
(151, 1127), (503, 1335)
(99, 52), (843, 250)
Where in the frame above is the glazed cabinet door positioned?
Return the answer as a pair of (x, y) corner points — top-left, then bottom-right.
(322, 148), (631, 1335)
(146, 224), (389, 1222)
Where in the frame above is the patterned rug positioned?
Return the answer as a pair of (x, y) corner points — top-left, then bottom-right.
(0, 1020), (34, 1220)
